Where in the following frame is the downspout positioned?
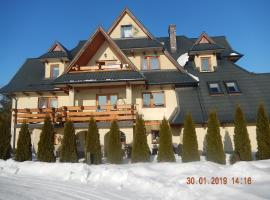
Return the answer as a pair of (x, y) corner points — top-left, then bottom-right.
(195, 84), (207, 123)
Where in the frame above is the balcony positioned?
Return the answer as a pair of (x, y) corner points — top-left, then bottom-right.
(13, 104), (136, 124)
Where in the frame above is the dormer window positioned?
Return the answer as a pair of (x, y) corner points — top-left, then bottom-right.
(201, 57), (211, 72)
(50, 64), (59, 78)
(224, 81), (241, 94)
(121, 25), (132, 38)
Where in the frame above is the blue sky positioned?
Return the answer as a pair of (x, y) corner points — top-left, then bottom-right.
(0, 0), (269, 87)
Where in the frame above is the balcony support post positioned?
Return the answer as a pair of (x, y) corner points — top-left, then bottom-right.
(126, 84), (132, 105)
(69, 87), (75, 106)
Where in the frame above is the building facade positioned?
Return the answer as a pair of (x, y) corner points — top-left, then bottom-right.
(1, 8), (270, 156)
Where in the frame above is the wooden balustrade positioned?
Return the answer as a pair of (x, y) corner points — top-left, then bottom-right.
(13, 104), (136, 124)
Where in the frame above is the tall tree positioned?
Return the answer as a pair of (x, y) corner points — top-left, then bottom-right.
(157, 118), (175, 162)
(60, 120), (78, 162)
(107, 120), (122, 164)
(37, 116), (56, 162)
(256, 104), (270, 160)
(205, 111), (226, 164)
(233, 106), (252, 162)
(15, 121), (32, 161)
(131, 114), (150, 163)
(85, 118), (102, 164)
(0, 95), (12, 160)
(182, 113), (200, 162)
(0, 115), (11, 160)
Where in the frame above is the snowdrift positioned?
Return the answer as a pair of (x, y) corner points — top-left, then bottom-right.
(1, 159), (270, 199)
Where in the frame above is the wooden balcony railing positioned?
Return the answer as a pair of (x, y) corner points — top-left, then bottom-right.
(13, 104), (136, 124)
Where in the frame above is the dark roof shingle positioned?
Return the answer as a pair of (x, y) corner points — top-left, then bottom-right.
(54, 70), (145, 84)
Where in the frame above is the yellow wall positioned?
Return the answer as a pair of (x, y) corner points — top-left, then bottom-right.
(128, 51), (177, 70)
(194, 54), (217, 72)
(133, 85), (178, 120)
(15, 93), (69, 109)
(87, 41), (121, 66)
(109, 13), (147, 38)
(75, 87), (127, 106)
(45, 61), (66, 78)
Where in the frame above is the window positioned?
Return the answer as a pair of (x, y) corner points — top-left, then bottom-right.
(224, 81), (241, 94)
(121, 25), (133, 38)
(200, 57), (211, 72)
(97, 94), (118, 110)
(142, 92), (165, 108)
(50, 64), (59, 78)
(141, 56), (160, 70)
(142, 93), (151, 107)
(208, 82), (222, 95)
(38, 97), (58, 109)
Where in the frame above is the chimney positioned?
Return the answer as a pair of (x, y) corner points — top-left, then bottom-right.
(168, 24), (177, 53)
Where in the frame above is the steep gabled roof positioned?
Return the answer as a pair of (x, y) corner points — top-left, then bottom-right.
(189, 32), (225, 54)
(54, 70), (144, 85)
(171, 59), (270, 125)
(194, 32), (216, 45)
(48, 41), (68, 52)
(39, 41), (71, 60)
(0, 59), (57, 94)
(107, 8), (154, 39)
(65, 26), (137, 73)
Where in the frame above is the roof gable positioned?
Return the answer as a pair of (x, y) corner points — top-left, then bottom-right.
(48, 41), (67, 52)
(65, 27), (137, 73)
(108, 8), (154, 39)
(195, 32), (216, 45)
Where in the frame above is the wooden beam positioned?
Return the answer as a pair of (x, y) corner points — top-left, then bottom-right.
(22, 92), (29, 96)
(36, 91), (43, 96)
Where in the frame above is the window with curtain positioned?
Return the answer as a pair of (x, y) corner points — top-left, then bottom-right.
(38, 97), (58, 108)
(142, 92), (165, 108)
(208, 82), (222, 94)
(50, 64), (59, 78)
(121, 25), (133, 38)
(141, 56), (160, 70)
(201, 57), (211, 72)
(224, 81), (241, 93)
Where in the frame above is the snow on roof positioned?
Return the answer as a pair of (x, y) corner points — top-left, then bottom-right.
(230, 52), (239, 56)
(188, 72), (199, 82)
(177, 53), (189, 66)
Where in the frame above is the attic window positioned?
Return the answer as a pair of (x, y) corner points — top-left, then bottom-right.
(208, 82), (222, 95)
(200, 57), (211, 72)
(224, 81), (241, 94)
(121, 25), (133, 38)
(141, 56), (160, 70)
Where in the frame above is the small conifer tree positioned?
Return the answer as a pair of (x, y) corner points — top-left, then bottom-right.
(85, 118), (102, 164)
(107, 120), (122, 164)
(205, 111), (226, 164)
(15, 121), (32, 161)
(0, 116), (11, 160)
(256, 104), (270, 160)
(131, 114), (150, 163)
(37, 116), (56, 162)
(182, 113), (200, 162)
(60, 120), (78, 162)
(232, 106), (252, 162)
(157, 118), (176, 162)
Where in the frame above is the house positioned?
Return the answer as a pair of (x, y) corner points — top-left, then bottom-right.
(1, 8), (270, 156)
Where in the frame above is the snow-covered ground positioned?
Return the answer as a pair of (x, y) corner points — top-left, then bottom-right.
(0, 158), (270, 200)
